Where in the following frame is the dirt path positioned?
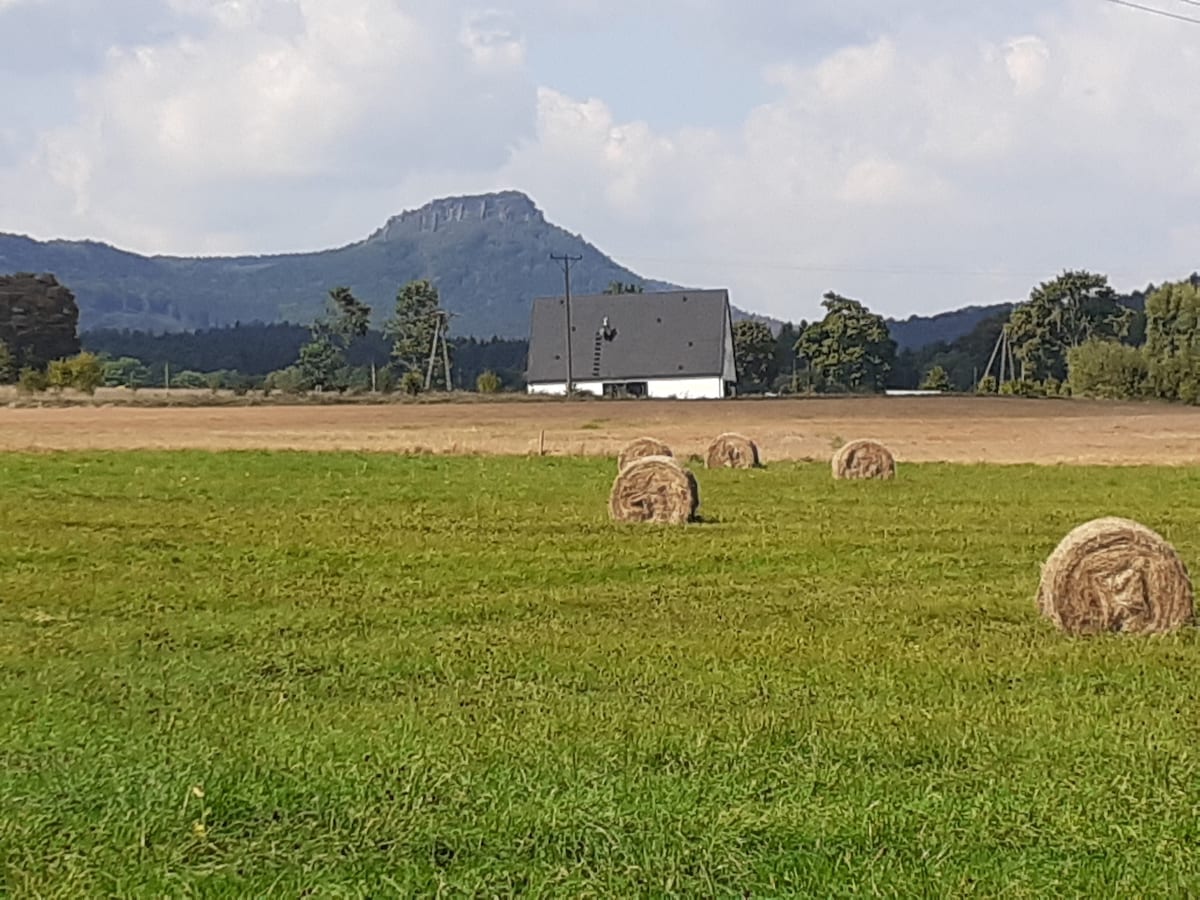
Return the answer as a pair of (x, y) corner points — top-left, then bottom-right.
(1, 395), (1198, 464)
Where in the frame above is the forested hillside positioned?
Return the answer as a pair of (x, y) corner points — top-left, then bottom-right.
(0, 192), (677, 337)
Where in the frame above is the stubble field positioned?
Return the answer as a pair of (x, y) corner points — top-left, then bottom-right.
(3, 450), (1200, 895)
(3, 394), (1200, 464)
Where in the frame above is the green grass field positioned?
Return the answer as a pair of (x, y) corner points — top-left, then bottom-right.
(3, 452), (1200, 896)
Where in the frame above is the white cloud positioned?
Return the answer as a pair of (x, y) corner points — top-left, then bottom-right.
(4, 1), (1200, 322)
(1, 0), (534, 252)
(459, 9), (525, 69)
(489, 3), (1200, 319)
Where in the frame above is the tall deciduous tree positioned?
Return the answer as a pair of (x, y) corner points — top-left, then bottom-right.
(386, 279), (445, 376)
(795, 293), (896, 393)
(1008, 271), (1131, 381)
(732, 320), (778, 393)
(326, 286), (372, 346)
(1143, 279), (1200, 403)
(296, 286), (372, 391)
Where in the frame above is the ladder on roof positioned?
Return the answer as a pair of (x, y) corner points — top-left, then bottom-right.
(592, 331), (603, 377)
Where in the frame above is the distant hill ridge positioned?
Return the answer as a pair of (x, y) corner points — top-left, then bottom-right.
(0, 190), (1077, 349)
(0, 191), (686, 338)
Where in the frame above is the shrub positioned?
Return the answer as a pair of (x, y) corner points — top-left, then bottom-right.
(476, 370), (503, 394)
(18, 366), (48, 394)
(976, 375), (997, 395)
(401, 371), (424, 396)
(265, 366), (306, 395)
(919, 365), (950, 392)
(1067, 340), (1150, 401)
(68, 353), (105, 395)
(46, 359), (72, 393)
(172, 370), (208, 390)
(102, 357), (150, 389)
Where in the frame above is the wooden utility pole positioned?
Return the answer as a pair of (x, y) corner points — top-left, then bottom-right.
(423, 311), (455, 391)
(551, 254), (583, 395)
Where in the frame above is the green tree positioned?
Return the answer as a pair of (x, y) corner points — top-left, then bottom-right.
(732, 320), (777, 393)
(0, 340), (13, 384)
(1143, 280), (1200, 403)
(920, 365), (951, 392)
(772, 321), (802, 388)
(603, 282), (644, 295)
(387, 279), (443, 374)
(795, 293), (896, 393)
(1067, 340), (1150, 400)
(326, 286), (372, 346)
(295, 287), (372, 392)
(1008, 271), (1132, 381)
(476, 370), (503, 393)
(297, 336), (342, 391)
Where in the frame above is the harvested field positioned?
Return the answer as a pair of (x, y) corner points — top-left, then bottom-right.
(2, 395), (1200, 464)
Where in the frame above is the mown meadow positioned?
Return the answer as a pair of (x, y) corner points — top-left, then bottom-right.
(3, 452), (1200, 896)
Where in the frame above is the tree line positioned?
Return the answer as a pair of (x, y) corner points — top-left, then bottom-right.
(731, 293), (896, 395)
(7, 269), (1200, 403)
(729, 272), (1200, 402)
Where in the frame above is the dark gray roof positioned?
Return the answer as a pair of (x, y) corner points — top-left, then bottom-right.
(526, 289), (731, 383)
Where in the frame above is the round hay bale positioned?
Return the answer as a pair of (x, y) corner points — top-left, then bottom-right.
(1037, 517), (1194, 636)
(705, 433), (760, 469)
(617, 437), (673, 472)
(832, 439), (896, 480)
(609, 455), (699, 524)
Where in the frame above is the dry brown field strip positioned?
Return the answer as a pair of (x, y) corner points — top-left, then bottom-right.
(2, 396), (1200, 464)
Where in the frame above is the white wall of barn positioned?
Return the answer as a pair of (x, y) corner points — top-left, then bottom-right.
(646, 377), (724, 399)
(527, 376), (725, 400)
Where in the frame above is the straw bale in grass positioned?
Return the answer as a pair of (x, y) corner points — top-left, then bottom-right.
(705, 433), (760, 469)
(608, 455), (699, 524)
(617, 437), (673, 472)
(832, 439), (896, 480)
(1037, 517), (1194, 635)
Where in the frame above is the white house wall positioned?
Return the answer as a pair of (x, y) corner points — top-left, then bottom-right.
(646, 377), (724, 399)
(528, 381), (605, 397)
(527, 377), (724, 400)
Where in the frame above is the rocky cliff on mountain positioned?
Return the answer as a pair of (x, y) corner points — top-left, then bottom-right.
(369, 191), (545, 239)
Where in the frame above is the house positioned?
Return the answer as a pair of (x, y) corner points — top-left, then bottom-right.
(526, 289), (737, 399)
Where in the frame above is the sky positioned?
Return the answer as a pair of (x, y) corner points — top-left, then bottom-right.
(2, 0), (1200, 323)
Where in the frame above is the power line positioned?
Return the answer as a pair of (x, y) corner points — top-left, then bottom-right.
(1100, 0), (1200, 26)
(608, 254), (1129, 280)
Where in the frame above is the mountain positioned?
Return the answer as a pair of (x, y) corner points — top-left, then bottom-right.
(0, 191), (687, 337)
(886, 303), (1015, 352)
